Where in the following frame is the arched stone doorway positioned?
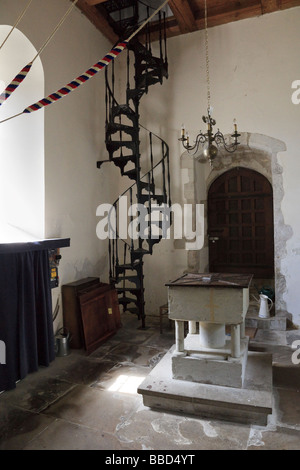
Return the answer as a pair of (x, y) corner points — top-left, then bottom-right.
(180, 132), (292, 325)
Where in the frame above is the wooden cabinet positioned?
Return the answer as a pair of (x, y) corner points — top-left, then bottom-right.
(78, 283), (121, 354)
(62, 277), (121, 353)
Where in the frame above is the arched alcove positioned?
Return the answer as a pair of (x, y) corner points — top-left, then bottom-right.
(0, 26), (44, 241)
(180, 132), (292, 324)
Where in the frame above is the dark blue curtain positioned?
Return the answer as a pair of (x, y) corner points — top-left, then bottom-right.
(0, 249), (54, 391)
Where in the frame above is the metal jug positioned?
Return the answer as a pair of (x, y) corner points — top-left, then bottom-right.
(55, 327), (71, 357)
(258, 294), (273, 319)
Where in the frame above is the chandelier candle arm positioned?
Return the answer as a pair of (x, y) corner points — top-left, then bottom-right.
(181, 124), (185, 138)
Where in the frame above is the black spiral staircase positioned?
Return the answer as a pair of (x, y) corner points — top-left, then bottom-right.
(97, 3), (171, 329)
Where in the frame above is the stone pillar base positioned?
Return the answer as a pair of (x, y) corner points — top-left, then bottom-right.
(171, 334), (249, 388)
(138, 345), (273, 426)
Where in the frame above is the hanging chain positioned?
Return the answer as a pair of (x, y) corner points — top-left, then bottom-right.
(204, 0), (210, 112)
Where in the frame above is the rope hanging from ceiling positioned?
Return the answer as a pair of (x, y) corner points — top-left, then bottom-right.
(0, 0), (34, 51)
(0, 0), (79, 108)
(0, 0), (169, 125)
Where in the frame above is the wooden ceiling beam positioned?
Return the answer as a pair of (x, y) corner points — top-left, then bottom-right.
(260, 0), (281, 14)
(198, 0), (300, 29)
(74, 0), (300, 43)
(168, 0), (197, 34)
(75, 0), (118, 44)
(145, 0), (300, 41)
(195, 3), (267, 30)
(260, 0), (300, 13)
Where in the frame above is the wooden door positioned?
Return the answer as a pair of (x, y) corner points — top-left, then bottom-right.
(208, 167), (274, 278)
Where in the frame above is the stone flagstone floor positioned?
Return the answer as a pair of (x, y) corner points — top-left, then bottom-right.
(0, 312), (300, 450)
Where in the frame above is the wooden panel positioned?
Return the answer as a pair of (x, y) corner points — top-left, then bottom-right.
(62, 277), (100, 349)
(78, 283), (121, 354)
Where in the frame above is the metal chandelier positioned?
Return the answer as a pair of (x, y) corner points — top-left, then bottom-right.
(179, 0), (240, 166)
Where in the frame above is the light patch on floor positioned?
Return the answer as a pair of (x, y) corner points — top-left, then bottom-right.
(107, 374), (145, 394)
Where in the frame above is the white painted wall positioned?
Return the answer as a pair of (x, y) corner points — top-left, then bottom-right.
(0, 0), (122, 331)
(1, 2), (300, 327)
(140, 7), (300, 326)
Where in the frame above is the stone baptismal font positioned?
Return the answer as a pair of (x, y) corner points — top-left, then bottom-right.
(138, 273), (273, 425)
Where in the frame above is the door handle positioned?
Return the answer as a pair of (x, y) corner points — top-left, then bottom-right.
(208, 236), (219, 243)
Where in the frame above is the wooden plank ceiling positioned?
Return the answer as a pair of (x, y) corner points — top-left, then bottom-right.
(75, 0), (300, 43)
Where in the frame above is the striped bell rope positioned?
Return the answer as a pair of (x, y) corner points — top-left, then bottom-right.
(0, 0), (169, 125)
(0, 0), (79, 108)
(23, 42), (128, 114)
(0, 62), (33, 106)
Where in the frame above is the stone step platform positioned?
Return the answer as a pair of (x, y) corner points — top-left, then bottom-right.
(246, 303), (288, 331)
(138, 345), (273, 426)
